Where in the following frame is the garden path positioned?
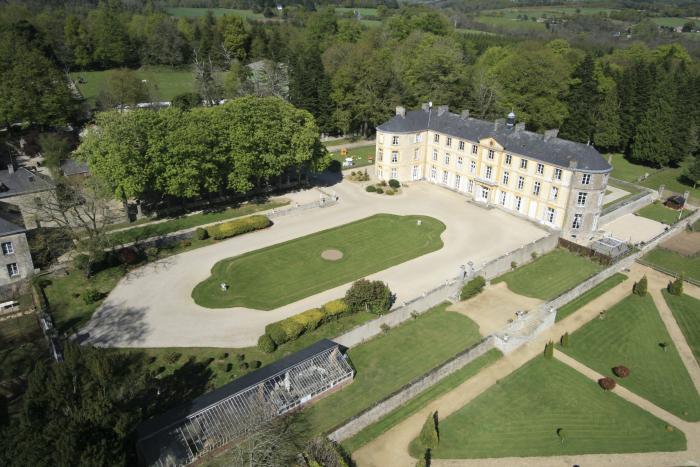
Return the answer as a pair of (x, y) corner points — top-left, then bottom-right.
(353, 264), (700, 467)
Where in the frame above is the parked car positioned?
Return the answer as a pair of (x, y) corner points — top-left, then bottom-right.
(664, 195), (686, 210)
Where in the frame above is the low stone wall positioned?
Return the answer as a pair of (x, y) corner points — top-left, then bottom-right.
(328, 336), (495, 442)
(600, 189), (656, 225)
(477, 234), (559, 280)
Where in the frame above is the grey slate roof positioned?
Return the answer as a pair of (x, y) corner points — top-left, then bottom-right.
(0, 167), (54, 198)
(0, 217), (25, 236)
(60, 159), (90, 176)
(377, 109), (612, 173)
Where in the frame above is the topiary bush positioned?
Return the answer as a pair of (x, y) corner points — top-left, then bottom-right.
(257, 333), (276, 353)
(388, 179), (400, 189)
(195, 227), (209, 240)
(166, 352), (181, 364)
(365, 185), (377, 193)
(613, 365), (630, 378)
(235, 353), (245, 361)
(207, 215), (271, 241)
(668, 273), (684, 295)
(633, 275), (648, 296)
(375, 187), (384, 194)
(344, 279), (393, 314)
(239, 362), (249, 371)
(250, 360), (261, 369)
(118, 247), (140, 265)
(322, 299), (350, 320)
(385, 189), (395, 195)
(418, 411), (439, 451)
(544, 341), (554, 359)
(598, 377), (616, 390)
(460, 276), (485, 300)
(561, 332), (570, 348)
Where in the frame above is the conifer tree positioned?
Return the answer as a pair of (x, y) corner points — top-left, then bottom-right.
(630, 78), (674, 166)
(289, 42), (334, 133)
(560, 55), (600, 144)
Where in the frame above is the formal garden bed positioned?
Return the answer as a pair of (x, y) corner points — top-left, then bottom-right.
(492, 248), (604, 301)
(365, 179), (402, 196)
(662, 290), (700, 365)
(562, 293), (700, 421)
(191, 214), (444, 310)
(414, 357), (686, 459)
(555, 273), (628, 322)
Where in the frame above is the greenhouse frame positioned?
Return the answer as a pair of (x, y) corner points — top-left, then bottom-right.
(136, 339), (354, 466)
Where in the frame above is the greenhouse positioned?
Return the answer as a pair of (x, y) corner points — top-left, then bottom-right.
(591, 236), (629, 259)
(136, 339), (354, 466)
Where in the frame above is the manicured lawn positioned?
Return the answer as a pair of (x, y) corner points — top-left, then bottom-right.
(335, 7), (378, 17)
(492, 248), (603, 301)
(192, 214), (445, 310)
(117, 310), (376, 389)
(331, 145), (376, 169)
(563, 293), (700, 421)
(556, 273), (628, 322)
(475, 15), (546, 31)
(640, 164), (700, 205)
(642, 248), (700, 283)
(165, 7), (264, 19)
(422, 357), (685, 459)
(608, 153), (658, 183)
(635, 202), (694, 225)
(603, 178), (644, 210)
(663, 290), (700, 365)
(70, 67), (196, 103)
(110, 199), (288, 245)
(302, 303), (482, 436)
(342, 348), (502, 453)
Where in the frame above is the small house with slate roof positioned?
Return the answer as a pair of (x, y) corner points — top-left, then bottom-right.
(375, 105), (612, 239)
(0, 165), (55, 229)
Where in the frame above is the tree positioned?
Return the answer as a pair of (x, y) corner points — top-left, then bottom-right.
(544, 341), (554, 359)
(218, 15), (249, 66)
(560, 55), (600, 144)
(97, 68), (148, 110)
(142, 16), (187, 67)
(418, 411), (439, 450)
(633, 275), (648, 296)
(630, 77), (674, 167)
(289, 42), (334, 133)
(344, 279), (393, 314)
(593, 85), (622, 150)
(171, 92), (202, 111)
(64, 14), (92, 68)
(0, 343), (151, 466)
(668, 273), (684, 296)
(560, 332), (570, 348)
(38, 132), (72, 176)
(193, 49), (222, 106)
(685, 155), (700, 189)
(87, 1), (132, 68)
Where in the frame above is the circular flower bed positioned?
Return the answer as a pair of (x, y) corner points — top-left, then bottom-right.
(613, 365), (630, 378)
(598, 377), (616, 391)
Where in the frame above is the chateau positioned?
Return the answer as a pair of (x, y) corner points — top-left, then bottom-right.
(375, 105), (612, 240)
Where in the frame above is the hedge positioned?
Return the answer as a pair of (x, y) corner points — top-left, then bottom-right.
(262, 299), (354, 346)
(460, 276), (485, 300)
(206, 215), (271, 240)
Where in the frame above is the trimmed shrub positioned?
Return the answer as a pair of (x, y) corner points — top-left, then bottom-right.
(598, 377), (616, 390)
(418, 411), (439, 450)
(257, 334), (276, 353)
(510, 261), (518, 269)
(207, 215), (271, 241)
(388, 179), (401, 189)
(145, 247), (159, 260)
(195, 227), (209, 240)
(561, 332), (570, 348)
(385, 189), (395, 195)
(82, 288), (103, 304)
(322, 299), (350, 320)
(379, 180), (387, 187)
(613, 365), (630, 378)
(380, 323), (390, 333)
(265, 319), (304, 346)
(294, 308), (325, 332)
(239, 362), (249, 371)
(365, 185), (377, 193)
(166, 352), (181, 364)
(633, 275), (648, 296)
(344, 279), (392, 315)
(668, 273), (684, 296)
(250, 360), (261, 369)
(375, 187), (384, 194)
(460, 276), (486, 300)
(544, 341), (554, 359)
(179, 240), (192, 248)
(118, 247), (140, 265)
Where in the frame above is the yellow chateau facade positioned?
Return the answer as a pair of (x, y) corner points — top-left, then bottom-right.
(374, 105), (612, 239)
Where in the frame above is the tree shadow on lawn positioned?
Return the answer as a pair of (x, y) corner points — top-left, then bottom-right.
(76, 301), (151, 348)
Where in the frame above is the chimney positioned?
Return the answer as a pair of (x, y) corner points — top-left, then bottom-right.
(421, 102), (430, 111)
(395, 106), (406, 118)
(544, 129), (559, 141)
(461, 109), (470, 120)
(506, 111), (516, 129)
(437, 105), (449, 116)
(493, 118), (505, 131)
(515, 122), (526, 132)
(7, 164), (14, 175)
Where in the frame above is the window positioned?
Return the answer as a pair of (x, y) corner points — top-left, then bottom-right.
(520, 159), (528, 170)
(6, 263), (18, 278)
(517, 176), (525, 190)
(434, 134), (440, 143)
(1, 242), (13, 255)
(430, 166), (437, 179)
(550, 186), (559, 201)
(577, 192), (588, 207)
(442, 171), (449, 184)
(457, 156), (463, 167)
(432, 150), (438, 161)
(412, 166), (419, 180)
(536, 163), (544, 175)
(379, 134), (384, 144)
(480, 186), (490, 201)
(505, 154), (512, 165)
(502, 171), (510, 185)
(391, 151), (398, 163)
(554, 168), (562, 181)
(499, 191), (507, 206)
(471, 144), (478, 154)
(455, 174), (461, 189)
(444, 154), (450, 165)
(571, 213), (582, 230)
(414, 133), (422, 143)
(377, 149), (383, 162)
(581, 173), (591, 185)
(391, 168), (397, 179)
(485, 166), (493, 180)
(458, 140), (465, 151)
(467, 179), (474, 193)
(392, 136), (399, 145)
(446, 137), (452, 147)
(414, 148), (420, 161)
(533, 181), (541, 196)
(470, 161), (476, 174)
(488, 149), (495, 160)
(514, 196), (522, 212)
(377, 167), (383, 178)
(545, 207), (556, 224)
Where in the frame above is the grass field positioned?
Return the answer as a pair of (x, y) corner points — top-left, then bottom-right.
(192, 214), (445, 310)
(110, 199), (288, 245)
(70, 67), (195, 103)
(641, 248), (700, 283)
(483, 6), (619, 19)
(652, 17), (690, 28)
(335, 7), (378, 17)
(475, 15), (546, 31)
(636, 202), (694, 225)
(639, 164), (700, 205)
(302, 303), (482, 436)
(563, 293), (700, 421)
(422, 357), (685, 459)
(342, 348), (502, 453)
(663, 290), (700, 365)
(330, 145), (376, 169)
(604, 178), (644, 210)
(165, 7), (263, 19)
(492, 248), (603, 301)
(556, 273), (628, 322)
(608, 153), (658, 183)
